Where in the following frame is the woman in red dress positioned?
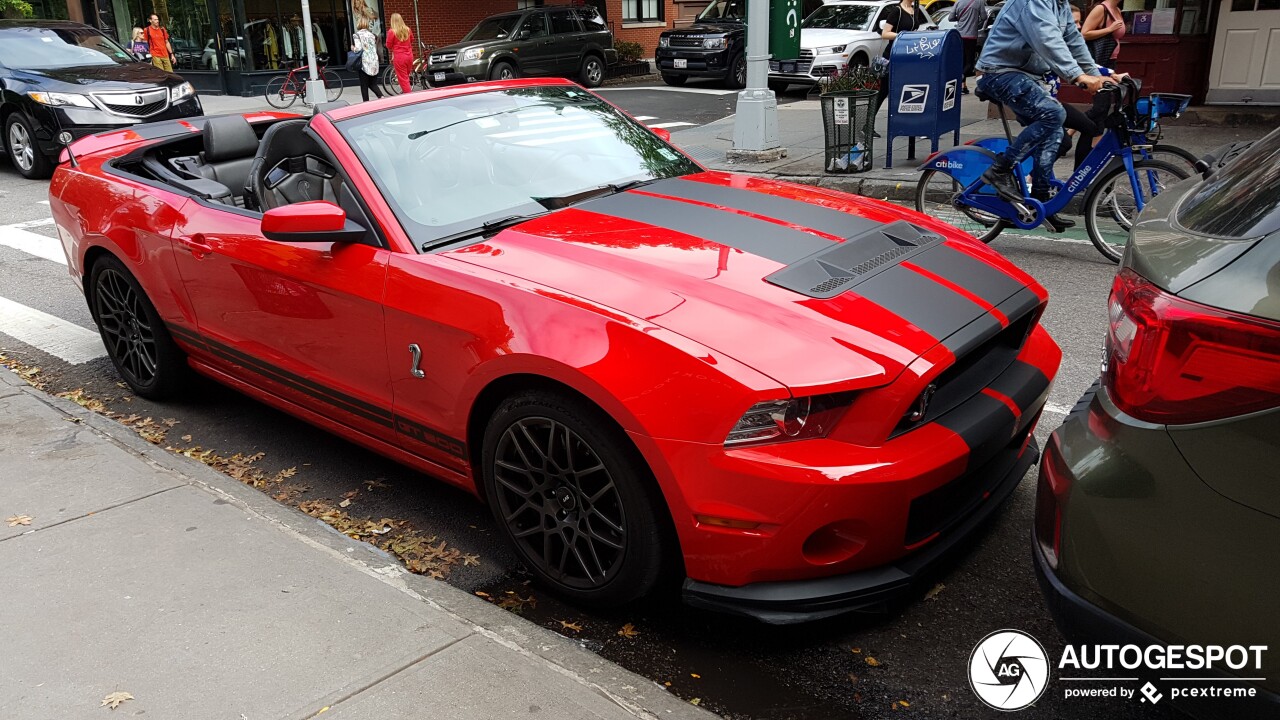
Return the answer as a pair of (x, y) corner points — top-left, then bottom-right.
(386, 13), (413, 94)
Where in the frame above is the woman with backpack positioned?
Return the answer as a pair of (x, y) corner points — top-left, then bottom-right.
(873, 0), (929, 132)
(351, 19), (383, 102)
(385, 13), (413, 94)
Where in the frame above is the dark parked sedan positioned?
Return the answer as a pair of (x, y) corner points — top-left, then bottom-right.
(0, 20), (203, 178)
(1035, 128), (1280, 716)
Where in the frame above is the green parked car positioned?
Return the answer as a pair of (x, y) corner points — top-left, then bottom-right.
(1035, 129), (1280, 717)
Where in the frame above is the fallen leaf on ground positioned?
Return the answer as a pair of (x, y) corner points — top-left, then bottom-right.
(924, 583), (945, 601)
(558, 620), (583, 632)
(364, 478), (389, 490)
(897, 700), (911, 708)
(161, 418), (179, 427)
(690, 673), (701, 679)
(850, 647), (862, 654)
(463, 554), (480, 567)
(848, 673), (859, 684)
(617, 623), (640, 639)
(474, 591), (490, 598)
(100, 691), (133, 709)
(6, 515), (33, 527)
(690, 698), (701, 706)
(181, 435), (193, 442)
(338, 499), (351, 508)
(865, 656), (882, 667)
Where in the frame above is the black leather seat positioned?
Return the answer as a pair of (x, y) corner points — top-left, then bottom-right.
(189, 115), (260, 204)
(246, 119), (339, 211)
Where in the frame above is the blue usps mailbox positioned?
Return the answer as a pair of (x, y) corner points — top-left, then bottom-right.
(885, 29), (963, 169)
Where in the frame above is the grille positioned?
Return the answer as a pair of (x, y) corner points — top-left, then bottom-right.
(670, 35), (706, 48)
(811, 64), (836, 77)
(93, 89), (169, 118)
(430, 52), (457, 63)
(799, 48), (814, 61)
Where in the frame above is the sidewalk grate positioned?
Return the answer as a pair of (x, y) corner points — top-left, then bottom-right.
(680, 145), (724, 164)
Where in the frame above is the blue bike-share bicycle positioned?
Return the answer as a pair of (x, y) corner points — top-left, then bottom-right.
(914, 78), (1194, 262)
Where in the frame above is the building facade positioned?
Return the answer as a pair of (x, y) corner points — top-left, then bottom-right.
(24, 0), (1280, 103)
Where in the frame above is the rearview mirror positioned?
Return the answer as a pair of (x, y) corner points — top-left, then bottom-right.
(651, 127), (671, 143)
(261, 201), (367, 243)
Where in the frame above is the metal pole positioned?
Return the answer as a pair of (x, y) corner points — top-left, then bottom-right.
(301, 0), (327, 105)
(413, 0), (422, 55)
(730, 0), (783, 159)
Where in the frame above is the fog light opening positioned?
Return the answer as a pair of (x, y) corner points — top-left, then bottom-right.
(802, 520), (867, 565)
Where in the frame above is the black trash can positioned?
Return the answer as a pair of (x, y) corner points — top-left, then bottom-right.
(820, 89), (876, 173)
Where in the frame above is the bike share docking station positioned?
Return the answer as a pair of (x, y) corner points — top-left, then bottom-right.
(885, 30), (963, 169)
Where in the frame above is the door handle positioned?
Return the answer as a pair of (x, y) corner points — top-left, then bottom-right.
(177, 234), (213, 259)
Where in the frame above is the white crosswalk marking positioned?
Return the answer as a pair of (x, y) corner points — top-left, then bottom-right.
(632, 116), (657, 121)
(0, 224), (67, 265)
(646, 121), (696, 129)
(0, 296), (104, 364)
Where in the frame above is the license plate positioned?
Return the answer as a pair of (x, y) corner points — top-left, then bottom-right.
(781, 62), (796, 73)
(434, 72), (446, 82)
(674, 58), (687, 69)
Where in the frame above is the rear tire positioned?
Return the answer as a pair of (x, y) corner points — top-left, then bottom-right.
(322, 69), (344, 103)
(482, 390), (670, 606)
(580, 54), (605, 88)
(916, 169), (1007, 244)
(89, 256), (188, 400)
(382, 66), (402, 96)
(263, 75), (296, 109)
(1083, 158), (1188, 263)
(661, 73), (687, 87)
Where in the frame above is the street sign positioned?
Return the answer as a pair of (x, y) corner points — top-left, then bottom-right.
(769, 0), (802, 60)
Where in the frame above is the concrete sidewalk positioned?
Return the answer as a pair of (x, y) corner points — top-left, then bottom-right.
(0, 368), (712, 720)
(669, 94), (1271, 203)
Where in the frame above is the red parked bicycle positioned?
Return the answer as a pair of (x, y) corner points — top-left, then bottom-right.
(264, 55), (344, 109)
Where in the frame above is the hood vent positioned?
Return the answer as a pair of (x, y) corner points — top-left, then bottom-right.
(766, 221), (944, 299)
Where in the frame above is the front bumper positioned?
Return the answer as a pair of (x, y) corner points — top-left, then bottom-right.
(426, 57), (491, 85)
(30, 96), (203, 157)
(768, 54), (846, 86)
(655, 47), (731, 78)
(686, 435), (1038, 623)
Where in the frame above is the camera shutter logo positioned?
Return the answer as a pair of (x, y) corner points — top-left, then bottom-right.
(969, 630), (1050, 711)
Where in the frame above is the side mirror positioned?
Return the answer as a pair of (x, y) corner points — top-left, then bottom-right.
(516, 29), (531, 40)
(261, 201), (367, 243)
(651, 127), (671, 143)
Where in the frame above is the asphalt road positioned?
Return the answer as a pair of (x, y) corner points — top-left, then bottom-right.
(0, 85), (1173, 720)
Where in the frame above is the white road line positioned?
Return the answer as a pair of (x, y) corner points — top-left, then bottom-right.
(1044, 402), (1073, 416)
(597, 86), (738, 96)
(646, 121), (697, 129)
(0, 296), (104, 364)
(632, 115), (657, 121)
(8, 217), (56, 230)
(0, 224), (67, 265)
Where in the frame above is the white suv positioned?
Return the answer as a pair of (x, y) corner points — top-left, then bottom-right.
(769, 0), (939, 92)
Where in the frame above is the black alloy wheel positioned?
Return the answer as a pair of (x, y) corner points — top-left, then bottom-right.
(90, 257), (187, 399)
(483, 391), (669, 605)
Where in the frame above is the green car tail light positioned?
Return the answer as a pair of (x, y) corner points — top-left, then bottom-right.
(1103, 268), (1280, 425)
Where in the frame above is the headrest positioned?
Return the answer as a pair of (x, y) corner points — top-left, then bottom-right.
(203, 115), (260, 162)
(313, 100), (350, 115)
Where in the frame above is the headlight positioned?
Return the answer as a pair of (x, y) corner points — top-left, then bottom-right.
(725, 393), (854, 447)
(462, 47), (486, 61)
(658, 36), (670, 47)
(28, 91), (94, 108)
(703, 37), (727, 49)
(819, 44), (848, 55)
(169, 82), (196, 103)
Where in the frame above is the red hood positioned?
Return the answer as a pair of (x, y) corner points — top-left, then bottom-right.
(444, 173), (1043, 394)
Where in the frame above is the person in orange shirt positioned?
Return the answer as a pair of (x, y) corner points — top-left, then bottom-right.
(144, 14), (174, 72)
(385, 13), (413, 94)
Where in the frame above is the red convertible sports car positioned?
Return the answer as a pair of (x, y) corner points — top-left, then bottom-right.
(50, 78), (1059, 623)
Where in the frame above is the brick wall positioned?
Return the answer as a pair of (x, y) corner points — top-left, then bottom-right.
(373, 0), (676, 59)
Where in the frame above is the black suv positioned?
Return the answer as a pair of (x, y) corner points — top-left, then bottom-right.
(656, 0), (826, 88)
(427, 6), (617, 89)
(0, 20), (202, 179)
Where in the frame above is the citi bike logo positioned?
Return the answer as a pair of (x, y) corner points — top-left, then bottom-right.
(969, 630), (1051, 711)
(934, 159), (964, 170)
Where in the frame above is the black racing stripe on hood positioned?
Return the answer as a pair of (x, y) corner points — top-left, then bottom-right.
(907, 244), (1027, 307)
(644, 178), (885, 239)
(852, 264), (987, 340)
(579, 191), (833, 264)
(943, 287), (1040, 356)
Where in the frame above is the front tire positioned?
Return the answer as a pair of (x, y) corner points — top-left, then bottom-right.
(482, 390), (669, 606)
(5, 113), (52, 179)
(1084, 158), (1187, 263)
(89, 256), (188, 399)
(580, 54), (605, 88)
(727, 52), (747, 89)
(490, 61), (519, 81)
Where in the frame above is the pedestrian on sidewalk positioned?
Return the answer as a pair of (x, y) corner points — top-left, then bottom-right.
(386, 13), (413, 94)
(130, 27), (150, 62)
(951, 0), (987, 94)
(353, 19), (383, 102)
(144, 14), (175, 73)
(1082, 0), (1125, 69)
(873, 0), (928, 131)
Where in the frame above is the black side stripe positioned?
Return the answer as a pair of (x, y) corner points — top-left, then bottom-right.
(989, 361), (1051, 415)
(645, 178), (886, 240)
(579, 191), (832, 264)
(169, 325), (468, 459)
(934, 393), (1018, 471)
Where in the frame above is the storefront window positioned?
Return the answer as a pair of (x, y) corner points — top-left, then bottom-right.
(623, 0), (663, 22)
(1122, 0), (1206, 35)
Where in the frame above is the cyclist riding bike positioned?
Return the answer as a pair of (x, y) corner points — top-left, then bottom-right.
(975, 0), (1117, 232)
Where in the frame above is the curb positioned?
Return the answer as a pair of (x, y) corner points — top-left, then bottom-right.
(2, 367), (713, 720)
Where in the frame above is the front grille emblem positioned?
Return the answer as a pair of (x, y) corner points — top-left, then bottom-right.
(134, 95), (144, 105)
(907, 383), (937, 423)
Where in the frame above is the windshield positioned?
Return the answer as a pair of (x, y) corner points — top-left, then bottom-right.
(465, 15), (522, 41)
(804, 5), (877, 30)
(697, 0), (747, 22)
(339, 86), (700, 248)
(0, 26), (135, 69)
(1178, 128), (1280, 238)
